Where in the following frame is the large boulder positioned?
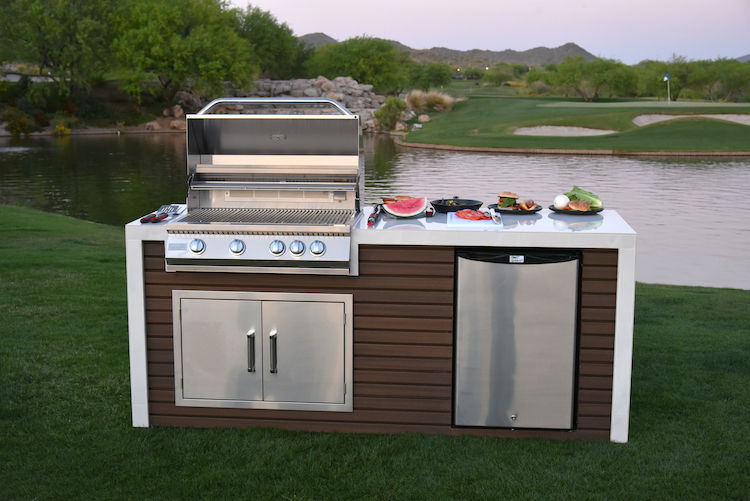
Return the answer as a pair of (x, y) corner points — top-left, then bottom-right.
(242, 76), (387, 132)
(315, 76), (337, 93)
(162, 104), (185, 118)
(303, 86), (321, 97)
(170, 119), (186, 131)
(144, 120), (162, 131)
(175, 91), (202, 112)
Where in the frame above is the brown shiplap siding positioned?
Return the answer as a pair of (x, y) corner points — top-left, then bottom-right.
(142, 242), (618, 439)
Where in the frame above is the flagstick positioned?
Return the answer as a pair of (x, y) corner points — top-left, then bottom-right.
(666, 79), (670, 104)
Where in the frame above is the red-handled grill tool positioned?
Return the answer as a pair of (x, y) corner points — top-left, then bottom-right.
(367, 205), (382, 227)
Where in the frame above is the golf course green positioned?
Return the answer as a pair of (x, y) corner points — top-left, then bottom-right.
(404, 97), (750, 153)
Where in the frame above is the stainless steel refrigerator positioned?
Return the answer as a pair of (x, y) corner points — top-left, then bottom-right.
(454, 249), (580, 429)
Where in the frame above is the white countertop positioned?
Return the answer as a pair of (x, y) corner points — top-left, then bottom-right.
(353, 207), (636, 250)
(126, 205), (636, 250)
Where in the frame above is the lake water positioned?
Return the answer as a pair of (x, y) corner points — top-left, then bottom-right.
(1, 133), (749, 290)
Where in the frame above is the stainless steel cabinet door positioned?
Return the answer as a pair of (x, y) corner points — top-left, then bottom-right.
(455, 256), (578, 429)
(179, 298), (262, 401)
(261, 301), (346, 404)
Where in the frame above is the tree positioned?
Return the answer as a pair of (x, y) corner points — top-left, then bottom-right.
(635, 60), (668, 98)
(708, 59), (750, 102)
(111, 0), (257, 103)
(540, 57), (636, 101)
(462, 67), (484, 80)
(304, 37), (409, 94)
(0, 0), (114, 94)
(236, 5), (308, 79)
(482, 63), (514, 86)
(663, 55), (690, 101)
(409, 62), (453, 91)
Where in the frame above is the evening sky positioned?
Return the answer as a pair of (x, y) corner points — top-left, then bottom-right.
(230, 0), (750, 64)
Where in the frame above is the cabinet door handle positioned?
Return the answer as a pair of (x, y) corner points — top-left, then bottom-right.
(269, 329), (278, 373)
(247, 329), (256, 373)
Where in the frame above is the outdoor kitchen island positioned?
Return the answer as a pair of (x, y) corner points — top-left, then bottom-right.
(126, 206), (636, 443)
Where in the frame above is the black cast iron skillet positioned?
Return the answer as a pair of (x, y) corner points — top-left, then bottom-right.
(430, 198), (483, 213)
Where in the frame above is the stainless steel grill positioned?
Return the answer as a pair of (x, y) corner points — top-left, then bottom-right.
(164, 98), (361, 275)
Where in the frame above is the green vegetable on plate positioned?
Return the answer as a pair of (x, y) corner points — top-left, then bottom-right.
(564, 186), (603, 209)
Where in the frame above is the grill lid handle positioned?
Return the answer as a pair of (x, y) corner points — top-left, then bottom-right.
(196, 98), (353, 116)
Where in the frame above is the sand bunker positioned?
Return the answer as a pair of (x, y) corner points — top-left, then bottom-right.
(513, 126), (616, 136)
(513, 113), (750, 137)
(633, 114), (750, 126)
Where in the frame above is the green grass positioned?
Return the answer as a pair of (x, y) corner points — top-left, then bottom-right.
(406, 97), (750, 152)
(441, 80), (522, 98)
(2, 205), (749, 499)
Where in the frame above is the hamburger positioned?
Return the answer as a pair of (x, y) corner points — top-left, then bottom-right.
(497, 191), (519, 208)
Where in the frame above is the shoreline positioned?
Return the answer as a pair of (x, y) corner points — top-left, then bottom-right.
(4, 126), (750, 158)
(391, 134), (750, 157)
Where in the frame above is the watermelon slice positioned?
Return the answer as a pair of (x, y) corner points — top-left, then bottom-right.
(383, 197), (427, 218)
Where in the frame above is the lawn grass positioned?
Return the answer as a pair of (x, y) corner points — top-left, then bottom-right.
(441, 80), (522, 98)
(406, 97), (750, 152)
(1, 205), (749, 499)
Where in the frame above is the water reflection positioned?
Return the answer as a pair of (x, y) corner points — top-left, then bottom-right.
(1, 132), (749, 290)
(548, 214), (603, 232)
(360, 136), (750, 290)
(502, 214), (543, 228)
(0, 134), (187, 226)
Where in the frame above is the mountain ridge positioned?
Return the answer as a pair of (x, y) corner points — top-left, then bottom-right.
(298, 33), (597, 66)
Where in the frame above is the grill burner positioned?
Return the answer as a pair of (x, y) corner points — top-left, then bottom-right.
(180, 208), (355, 226)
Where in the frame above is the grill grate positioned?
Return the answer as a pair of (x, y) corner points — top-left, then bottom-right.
(181, 208), (356, 226)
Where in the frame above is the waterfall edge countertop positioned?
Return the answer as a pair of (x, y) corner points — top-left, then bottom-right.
(125, 205), (637, 442)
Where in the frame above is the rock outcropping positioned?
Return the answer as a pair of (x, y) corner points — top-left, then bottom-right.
(248, 76), (385, 132)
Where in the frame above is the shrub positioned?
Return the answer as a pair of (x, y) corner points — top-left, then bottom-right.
(424, 91), (454, 112)
(52, 113), (77, 135)
(463, 67), (484, 80)
(408, 62), (453, 91)
(405, 90), (427, 111)
(374, 96), (407, 131)
(2, 106), (40, 136)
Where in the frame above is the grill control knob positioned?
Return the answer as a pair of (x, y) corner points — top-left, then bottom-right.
(289, 240), (305, 256)
(269, 240), (285, 256)
(188, 238), (205, 255)
(229, 239), (245, 255)
(310, 240), (326, 256)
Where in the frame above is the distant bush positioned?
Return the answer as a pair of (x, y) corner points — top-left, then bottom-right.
(405, 90), (427, 111)
(2, 106), (40, 136)
(424, 91), (454, 112)
(523, 80), (552, 96)
(52, 112), (77, 134)
(406, 90), (453, 112)
(374, 96), (407, 131)
(408, 62), (453, 91)
(463, 67), (484, 80)
(482, 64), (514, 86)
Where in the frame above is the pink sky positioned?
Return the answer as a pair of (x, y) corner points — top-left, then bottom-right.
(230, 0), (750, 64)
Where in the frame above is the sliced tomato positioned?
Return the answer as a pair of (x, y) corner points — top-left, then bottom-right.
(456, 209), (490, 220)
